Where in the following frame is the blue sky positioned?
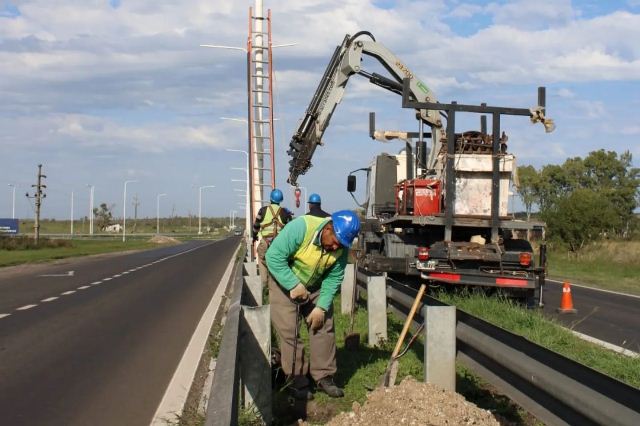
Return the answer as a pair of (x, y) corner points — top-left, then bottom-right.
(1, 0), (639, 220)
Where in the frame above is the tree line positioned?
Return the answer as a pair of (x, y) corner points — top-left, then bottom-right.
(516, 149), (639, 251)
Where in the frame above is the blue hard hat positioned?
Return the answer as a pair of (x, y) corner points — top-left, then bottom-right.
(308, 193), (321, 204)
(331, 210), (360, 248)
(270, 188), (283, 204)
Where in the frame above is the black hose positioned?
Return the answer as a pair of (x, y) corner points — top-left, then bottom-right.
(349, 30), (376, 44)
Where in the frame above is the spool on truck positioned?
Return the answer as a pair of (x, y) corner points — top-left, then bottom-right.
(287, 32), (555, 306)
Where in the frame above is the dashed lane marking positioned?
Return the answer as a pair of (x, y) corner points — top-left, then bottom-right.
(113, 274), (121, 278)
(90, 281), (102, 286)
(0, 313), (11, 319)
(16, 304), (37, 311)
(61, 290), (76, 296)
(77, 286), (90, 290)
(103, 277), (112, 281)
(41, 297), (59, 302)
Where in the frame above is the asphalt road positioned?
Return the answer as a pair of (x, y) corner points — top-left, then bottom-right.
(0, 237), (239, 426)
(542, 279), (640, 352)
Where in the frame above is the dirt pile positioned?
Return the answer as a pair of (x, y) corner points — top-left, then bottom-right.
(148, 235), (180, 244)
(326, 377), (499, 426)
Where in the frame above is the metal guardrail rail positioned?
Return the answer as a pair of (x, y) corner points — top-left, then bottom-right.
(361, 273), (640, 426)
(205, 261), (244, 426)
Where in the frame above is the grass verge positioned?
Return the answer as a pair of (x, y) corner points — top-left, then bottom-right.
(547, 240), (640, 295)
(0, 239), (161, 267)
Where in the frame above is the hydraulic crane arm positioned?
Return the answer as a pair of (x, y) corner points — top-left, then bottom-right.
(287, 31), (445, 186)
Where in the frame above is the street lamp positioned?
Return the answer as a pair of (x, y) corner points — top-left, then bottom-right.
(198, 185), (215, 235)
(70, 191), (74, 237)
(230, 210), (237, 228)
(122, 180), (138, 242)
(156, 193), (167, 235)
(7, 184), (15, 219)
(86, 184), (94, 235)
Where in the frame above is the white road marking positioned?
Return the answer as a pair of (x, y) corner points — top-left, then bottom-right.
(39, 270), (75, 278)
(113, 274), (121, 278)
(41, 297), (59, 302)
(152, 241), (237, 425)
(547, 279), (640, 299)
(61, 290), (76, 295)
(90, 281), (102, 286)
(103, 277), (112, 281)
(122, 271), (130, 275)
(0, 313), (11, 319)
(570, 330), (640, 358)
(77, 286), (90, 290)
(16, 304), (37, 311)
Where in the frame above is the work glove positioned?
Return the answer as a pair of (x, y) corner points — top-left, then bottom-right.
(306, 307), (325, 331)
(289, 283), (310, 302)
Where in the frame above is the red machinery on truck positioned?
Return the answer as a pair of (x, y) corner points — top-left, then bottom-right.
(287, 32), (555, 306)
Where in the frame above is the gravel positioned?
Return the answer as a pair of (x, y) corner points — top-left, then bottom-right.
(326, 377), (500, 426)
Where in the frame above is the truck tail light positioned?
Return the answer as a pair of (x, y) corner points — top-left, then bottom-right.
(417, 247), (430, 261)
(519, 252), (532, 266)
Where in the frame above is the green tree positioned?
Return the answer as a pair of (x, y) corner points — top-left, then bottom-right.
(93, 203), (114, 231)
(515, 165), (539, 220)
(542, 189), (622, 251)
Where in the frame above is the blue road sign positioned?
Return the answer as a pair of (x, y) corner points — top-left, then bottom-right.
(0, 219), (19, 235)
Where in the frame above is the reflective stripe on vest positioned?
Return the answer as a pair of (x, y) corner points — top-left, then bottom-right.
(259, 204), (285, 238)
(290, 215), (343, 287)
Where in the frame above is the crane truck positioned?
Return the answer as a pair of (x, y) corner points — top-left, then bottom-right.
(287, 32), (554, 306)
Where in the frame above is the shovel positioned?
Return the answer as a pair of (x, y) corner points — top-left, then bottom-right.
(381, 283), (427, 387)
(344, 261), (360, 351)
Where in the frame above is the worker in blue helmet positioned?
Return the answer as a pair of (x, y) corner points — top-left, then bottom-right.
(252, 188), (293, 287)
(306, 193), (330, 218)
(265, 209), (360, 400)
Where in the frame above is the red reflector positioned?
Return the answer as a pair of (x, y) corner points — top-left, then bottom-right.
(417, 247), (430, 261)
(519, 252), (532, 266)
(428, 272), (461, 282)
(496, 278), (528, 287)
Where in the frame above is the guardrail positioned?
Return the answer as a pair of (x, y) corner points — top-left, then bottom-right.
(356, 271), (640, 426)
(205, 258), (271, 426)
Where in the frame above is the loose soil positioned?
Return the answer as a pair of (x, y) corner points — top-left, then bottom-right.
(324, 377), (500, 426)
(148, 235), (181, 244)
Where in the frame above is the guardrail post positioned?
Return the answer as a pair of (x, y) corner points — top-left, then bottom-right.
(340, 263), (355, 315)
(423, 305), (456, 391)
(243, 276), (263, 306)
(239, 305), (272, 424)
(367, 274), (388, 346)
(243, 261), (257, 277)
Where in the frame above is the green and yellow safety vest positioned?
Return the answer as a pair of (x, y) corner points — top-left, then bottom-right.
(289, 215), (343, 287)
(259, 204), (285, 238)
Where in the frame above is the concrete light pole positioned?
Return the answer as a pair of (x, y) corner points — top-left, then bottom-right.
(198, 185), (215, 235)
(122, 180), (138, 242)
(8, 184), (16, 219)
(226, 148), (251, 237)
(70, 191), (74, 237)
(87, 184), (94, 235)
(156, 193), (167, 235)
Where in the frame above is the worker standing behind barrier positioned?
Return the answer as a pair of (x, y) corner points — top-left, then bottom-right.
(306, 193), (330, 218)
(252, 188), (293, 287)
(266, 210), (360, 400)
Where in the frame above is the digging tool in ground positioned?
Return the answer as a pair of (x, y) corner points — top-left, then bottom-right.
(381, 283), (427, 387)
(344, 261), (360, 351)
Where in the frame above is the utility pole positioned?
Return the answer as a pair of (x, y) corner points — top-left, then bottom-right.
(26, 164), (46, 243)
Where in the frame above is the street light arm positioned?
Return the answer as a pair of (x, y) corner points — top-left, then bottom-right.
(200, 45), (247, 53)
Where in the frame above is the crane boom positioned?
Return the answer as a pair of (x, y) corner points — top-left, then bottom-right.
(287, 31), (445, 186)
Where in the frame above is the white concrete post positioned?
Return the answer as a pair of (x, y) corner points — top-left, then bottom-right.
(367, 274), (388, 347)
(423, 305), (456, 391)
(341, 263), (355, 315)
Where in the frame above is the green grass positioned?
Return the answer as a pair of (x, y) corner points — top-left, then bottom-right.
(436, 291), (640, 387)
(0, 239), (162, 267)
(547, 241), (640, 295)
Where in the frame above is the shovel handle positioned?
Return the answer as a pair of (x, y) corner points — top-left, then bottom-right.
(391, 283), (427, 359)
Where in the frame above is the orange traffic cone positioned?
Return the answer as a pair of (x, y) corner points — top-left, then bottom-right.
(557, 282), (577, 314)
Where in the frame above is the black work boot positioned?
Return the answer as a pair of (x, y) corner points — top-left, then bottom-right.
(288, 385), (314, 401)
(316, 376), (344, 398)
